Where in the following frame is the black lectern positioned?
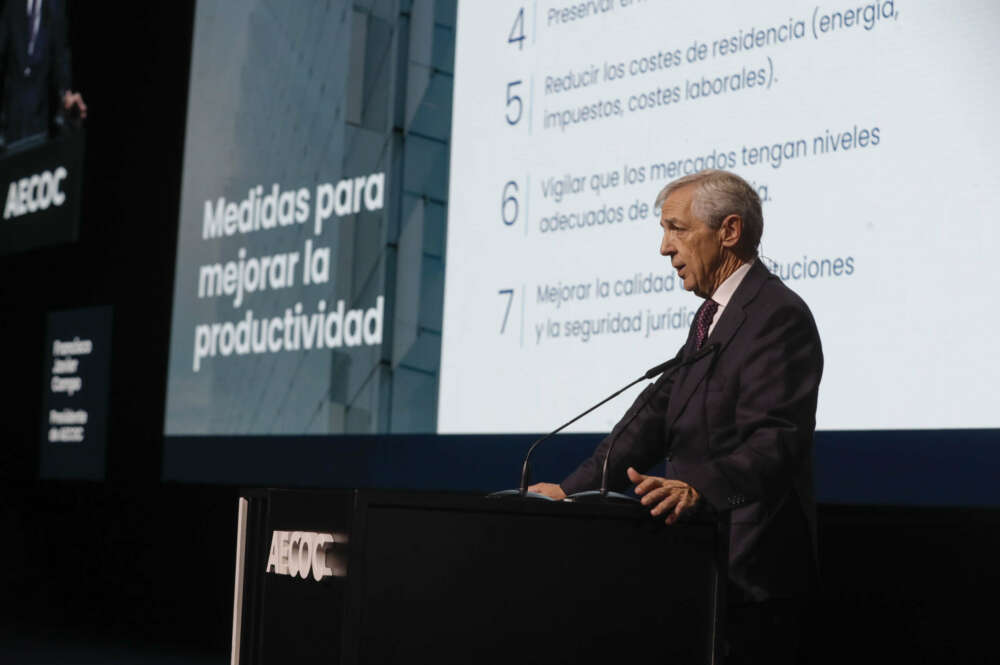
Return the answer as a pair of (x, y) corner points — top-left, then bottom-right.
(231, 489), (727, 664)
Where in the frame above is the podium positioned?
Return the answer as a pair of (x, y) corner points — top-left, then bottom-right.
(231, 489), (727, 664)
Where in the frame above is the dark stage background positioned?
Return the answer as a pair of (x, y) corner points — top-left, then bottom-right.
(0, 2), (997, 663)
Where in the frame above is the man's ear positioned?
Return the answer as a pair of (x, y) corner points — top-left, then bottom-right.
(719, 214), (742, 249)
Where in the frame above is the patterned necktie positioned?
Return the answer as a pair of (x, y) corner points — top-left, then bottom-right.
(693, 299), (718, 350)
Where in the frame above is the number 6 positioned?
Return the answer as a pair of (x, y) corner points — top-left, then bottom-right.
(502, 181), (519, 226)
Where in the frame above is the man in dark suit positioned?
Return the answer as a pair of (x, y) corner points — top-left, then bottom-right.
(530, 169), (823, 663)
(0, 0), (87, 145)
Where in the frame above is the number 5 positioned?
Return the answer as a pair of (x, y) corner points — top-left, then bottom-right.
(506, 81), (523, 125)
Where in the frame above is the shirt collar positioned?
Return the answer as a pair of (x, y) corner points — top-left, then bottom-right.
(710, 260), (753, 308)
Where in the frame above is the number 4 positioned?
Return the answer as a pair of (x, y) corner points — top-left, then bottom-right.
(509, 8), (525, 50)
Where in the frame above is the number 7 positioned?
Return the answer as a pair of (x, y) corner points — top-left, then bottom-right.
(498, 289), (514, 333)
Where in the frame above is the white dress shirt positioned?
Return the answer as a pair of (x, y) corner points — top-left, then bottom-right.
(707, 260), (753, 336)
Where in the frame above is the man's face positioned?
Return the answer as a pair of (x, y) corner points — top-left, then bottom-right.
(659, 185), (726, 299)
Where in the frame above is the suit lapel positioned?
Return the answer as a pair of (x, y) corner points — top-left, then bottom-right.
(664, 261), (772, 431)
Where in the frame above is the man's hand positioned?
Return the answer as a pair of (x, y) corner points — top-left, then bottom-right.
(527, 482), (566, 500)
(62, 91), (87, 119)
(627, 467), (700, 525)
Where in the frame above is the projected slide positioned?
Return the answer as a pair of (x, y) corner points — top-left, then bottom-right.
(165, 1), (393, 435)
(439, 0), (1000, 433)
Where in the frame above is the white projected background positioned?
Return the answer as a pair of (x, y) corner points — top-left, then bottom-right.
(439, 0), (1000, 433)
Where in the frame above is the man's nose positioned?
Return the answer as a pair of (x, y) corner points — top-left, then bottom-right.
(660, 235), (675, 256)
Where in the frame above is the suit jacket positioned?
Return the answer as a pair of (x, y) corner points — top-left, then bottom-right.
(0, 0), (73, 140)
(561, 260), (823, 602)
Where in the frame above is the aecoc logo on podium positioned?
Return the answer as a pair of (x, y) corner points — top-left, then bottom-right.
(265, 530), (348, 581)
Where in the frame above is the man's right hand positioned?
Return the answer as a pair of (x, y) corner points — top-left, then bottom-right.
(62, 91), (87, 119)
(527, 482), (566, 500)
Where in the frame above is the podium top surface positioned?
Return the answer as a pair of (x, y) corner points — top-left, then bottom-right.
(244, 486), (720, 527)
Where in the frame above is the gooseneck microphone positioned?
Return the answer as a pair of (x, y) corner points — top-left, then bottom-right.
(487, 343), (718, 500)
(567, 342), (720, 503)
(516, 372), (654, 495)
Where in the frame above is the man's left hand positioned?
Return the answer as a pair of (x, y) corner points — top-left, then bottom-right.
(627, 467), (700, 525)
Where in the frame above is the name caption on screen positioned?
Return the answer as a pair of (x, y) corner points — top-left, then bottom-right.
(48, 337), (92, 442)
(48, 337), (91, 397)
(48, 409), (87, 442)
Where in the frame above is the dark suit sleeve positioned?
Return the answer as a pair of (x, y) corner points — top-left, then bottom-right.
(560, 345), (685, 494)
(49, 0), (72, 97)
(674, 303), (823, 511)
(0, 3), (10, 86)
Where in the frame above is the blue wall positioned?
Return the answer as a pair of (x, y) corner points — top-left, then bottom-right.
(165, 428), (1000, 507)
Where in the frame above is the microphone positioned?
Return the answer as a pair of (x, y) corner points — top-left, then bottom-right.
(566, 342), (720, 504)
(487, 343), (718, 500)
